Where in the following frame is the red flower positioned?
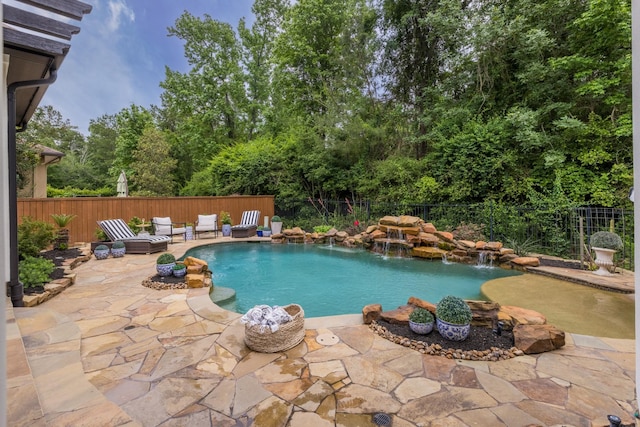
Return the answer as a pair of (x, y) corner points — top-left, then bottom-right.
(354, 220), (360, 226)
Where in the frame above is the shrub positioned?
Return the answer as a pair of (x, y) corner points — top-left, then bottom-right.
(95, 228), (108, 241)
(173, 263), (186, 271)
(19, 256), (55, 288)
(95, 245), (109, 251)
(18, 217), (56, 258)
(452, 222), (486, 241)
(128, 216), (144, 233)
(589, 231), (623, 251)
(157, 253), (176, 264)
(436, 295), (473, 325)
(271, 215), (282, 222)
(313, 225), (333, 233)
(409, 307), (434, 324)
(112, 241), (126, 249)
(257, 225), (265, 231)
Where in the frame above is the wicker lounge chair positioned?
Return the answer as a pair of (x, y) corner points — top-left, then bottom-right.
(195, 214), (218, 239)
(97, 219), (170, 254)
(152, 217), (187, 243)
(231, 210), (260, 238)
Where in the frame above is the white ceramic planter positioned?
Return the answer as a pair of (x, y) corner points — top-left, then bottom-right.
(271, 221), (283, 235)
(592, 247), (616, 276)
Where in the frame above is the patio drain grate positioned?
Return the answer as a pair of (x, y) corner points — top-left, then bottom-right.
(372, 412), (392, 426)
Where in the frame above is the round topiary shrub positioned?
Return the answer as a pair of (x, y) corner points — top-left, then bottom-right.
(436, 295), (473, 341)
(589, 231), (623, 251)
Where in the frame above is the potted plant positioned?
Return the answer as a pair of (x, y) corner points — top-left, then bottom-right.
(271, 215), (283, 235)
(110, 241), (126, 258)
(221, 211), (232, 237)
(435, 295), (473, 341)
(172, 262), (187, 278)
(156, 253), (176, 276)
(257, 225), (264, 237)
(263, 226), (272, 237)
(590, 231), (623, 276)
(408, 307), (434, 334)
(51, 213), (76, 250)
(94, 244), (110, 260)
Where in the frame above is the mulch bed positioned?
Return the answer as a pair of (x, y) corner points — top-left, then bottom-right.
(142, 274), (188, 290)
(376, 319), (514, 352)
(40, 248), (83, 280)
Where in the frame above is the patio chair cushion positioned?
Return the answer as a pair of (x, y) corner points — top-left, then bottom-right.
(153, 217), (187, 236)
(196, 214), (218, 231)
(97, 219), (170, 254)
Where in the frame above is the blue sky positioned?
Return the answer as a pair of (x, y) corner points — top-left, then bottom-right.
(38, 0), (255, 135)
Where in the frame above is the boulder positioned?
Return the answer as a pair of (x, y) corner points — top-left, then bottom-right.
(325, 228), (338, 237)
(511, 257), (540, 267)
(422, 223), (437, 233)
(457, 240), (476, 249)
(407, 296), (436, 313)
(434, 231), (454, 243)
(379, 216), (399, 226)
(397, 215), (421, 227)
(187, 264), (204, 274)
(466, 300), (500, 328)
(500, 305), (546, 326)
(411, 246), (447, 259)
(380, 305), (413, 325)
(513, 324), (565, 354)
(419, 232), (439, 245)
(365, 225), (378, 234)
(475, 241), (487, 249)
(186, 273), (205, 288)
(485, 241), (503, 251)
(370, 229), (387, 240)
(362, 304), (382, 324)
(499, 248), (515, 255)
(335, 231), (349, 241)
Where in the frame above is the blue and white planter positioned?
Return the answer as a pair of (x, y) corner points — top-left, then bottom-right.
(156, 262), (176, 277)
(173, 267), (187, 278)
(111, 247), (126, 258)
(409, 320), (434, 335)
(94, 248), (110, 260)
(436, 318), (470, 341)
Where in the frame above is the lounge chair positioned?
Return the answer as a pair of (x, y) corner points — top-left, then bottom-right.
(97, 219), (170, 254)
(195, 214), (218, 239)
(152, 217), (187, 243)
(231, 210), (260, 238)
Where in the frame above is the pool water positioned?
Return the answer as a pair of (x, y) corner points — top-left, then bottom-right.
(184, 243), (522, 318)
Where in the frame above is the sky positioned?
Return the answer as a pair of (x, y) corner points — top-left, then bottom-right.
(34, 0), (255, 135)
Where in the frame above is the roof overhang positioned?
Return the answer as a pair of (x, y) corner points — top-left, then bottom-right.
(4, 0), (92, 128)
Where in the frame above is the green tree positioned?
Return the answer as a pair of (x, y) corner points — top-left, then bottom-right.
(86, 114), (118, 186)
(130, 127), (177, 196)
(112, 104), (154, 181)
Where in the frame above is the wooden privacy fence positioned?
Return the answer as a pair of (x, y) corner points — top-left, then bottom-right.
(17, 196), (275, 245)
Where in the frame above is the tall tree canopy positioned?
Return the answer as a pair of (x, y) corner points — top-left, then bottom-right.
(33, 0), (631, 209)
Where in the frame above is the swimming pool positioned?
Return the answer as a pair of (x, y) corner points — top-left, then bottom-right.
(184, 243), (522, 318)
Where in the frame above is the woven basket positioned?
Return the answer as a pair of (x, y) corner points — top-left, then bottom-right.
(244, 304), (305, 353)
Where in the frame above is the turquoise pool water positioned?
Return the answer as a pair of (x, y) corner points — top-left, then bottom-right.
(184, 243), (522, 318)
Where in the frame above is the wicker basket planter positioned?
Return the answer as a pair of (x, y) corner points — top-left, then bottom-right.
(244, 304), (305, 353)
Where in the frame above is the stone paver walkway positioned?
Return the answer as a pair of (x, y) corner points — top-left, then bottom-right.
(6, 239), (638, 426)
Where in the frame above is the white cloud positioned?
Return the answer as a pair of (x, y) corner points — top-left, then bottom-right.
(107, 0), (135, 33)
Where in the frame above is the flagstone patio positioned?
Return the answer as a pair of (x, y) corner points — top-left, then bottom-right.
(6, 238), (638, 426)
